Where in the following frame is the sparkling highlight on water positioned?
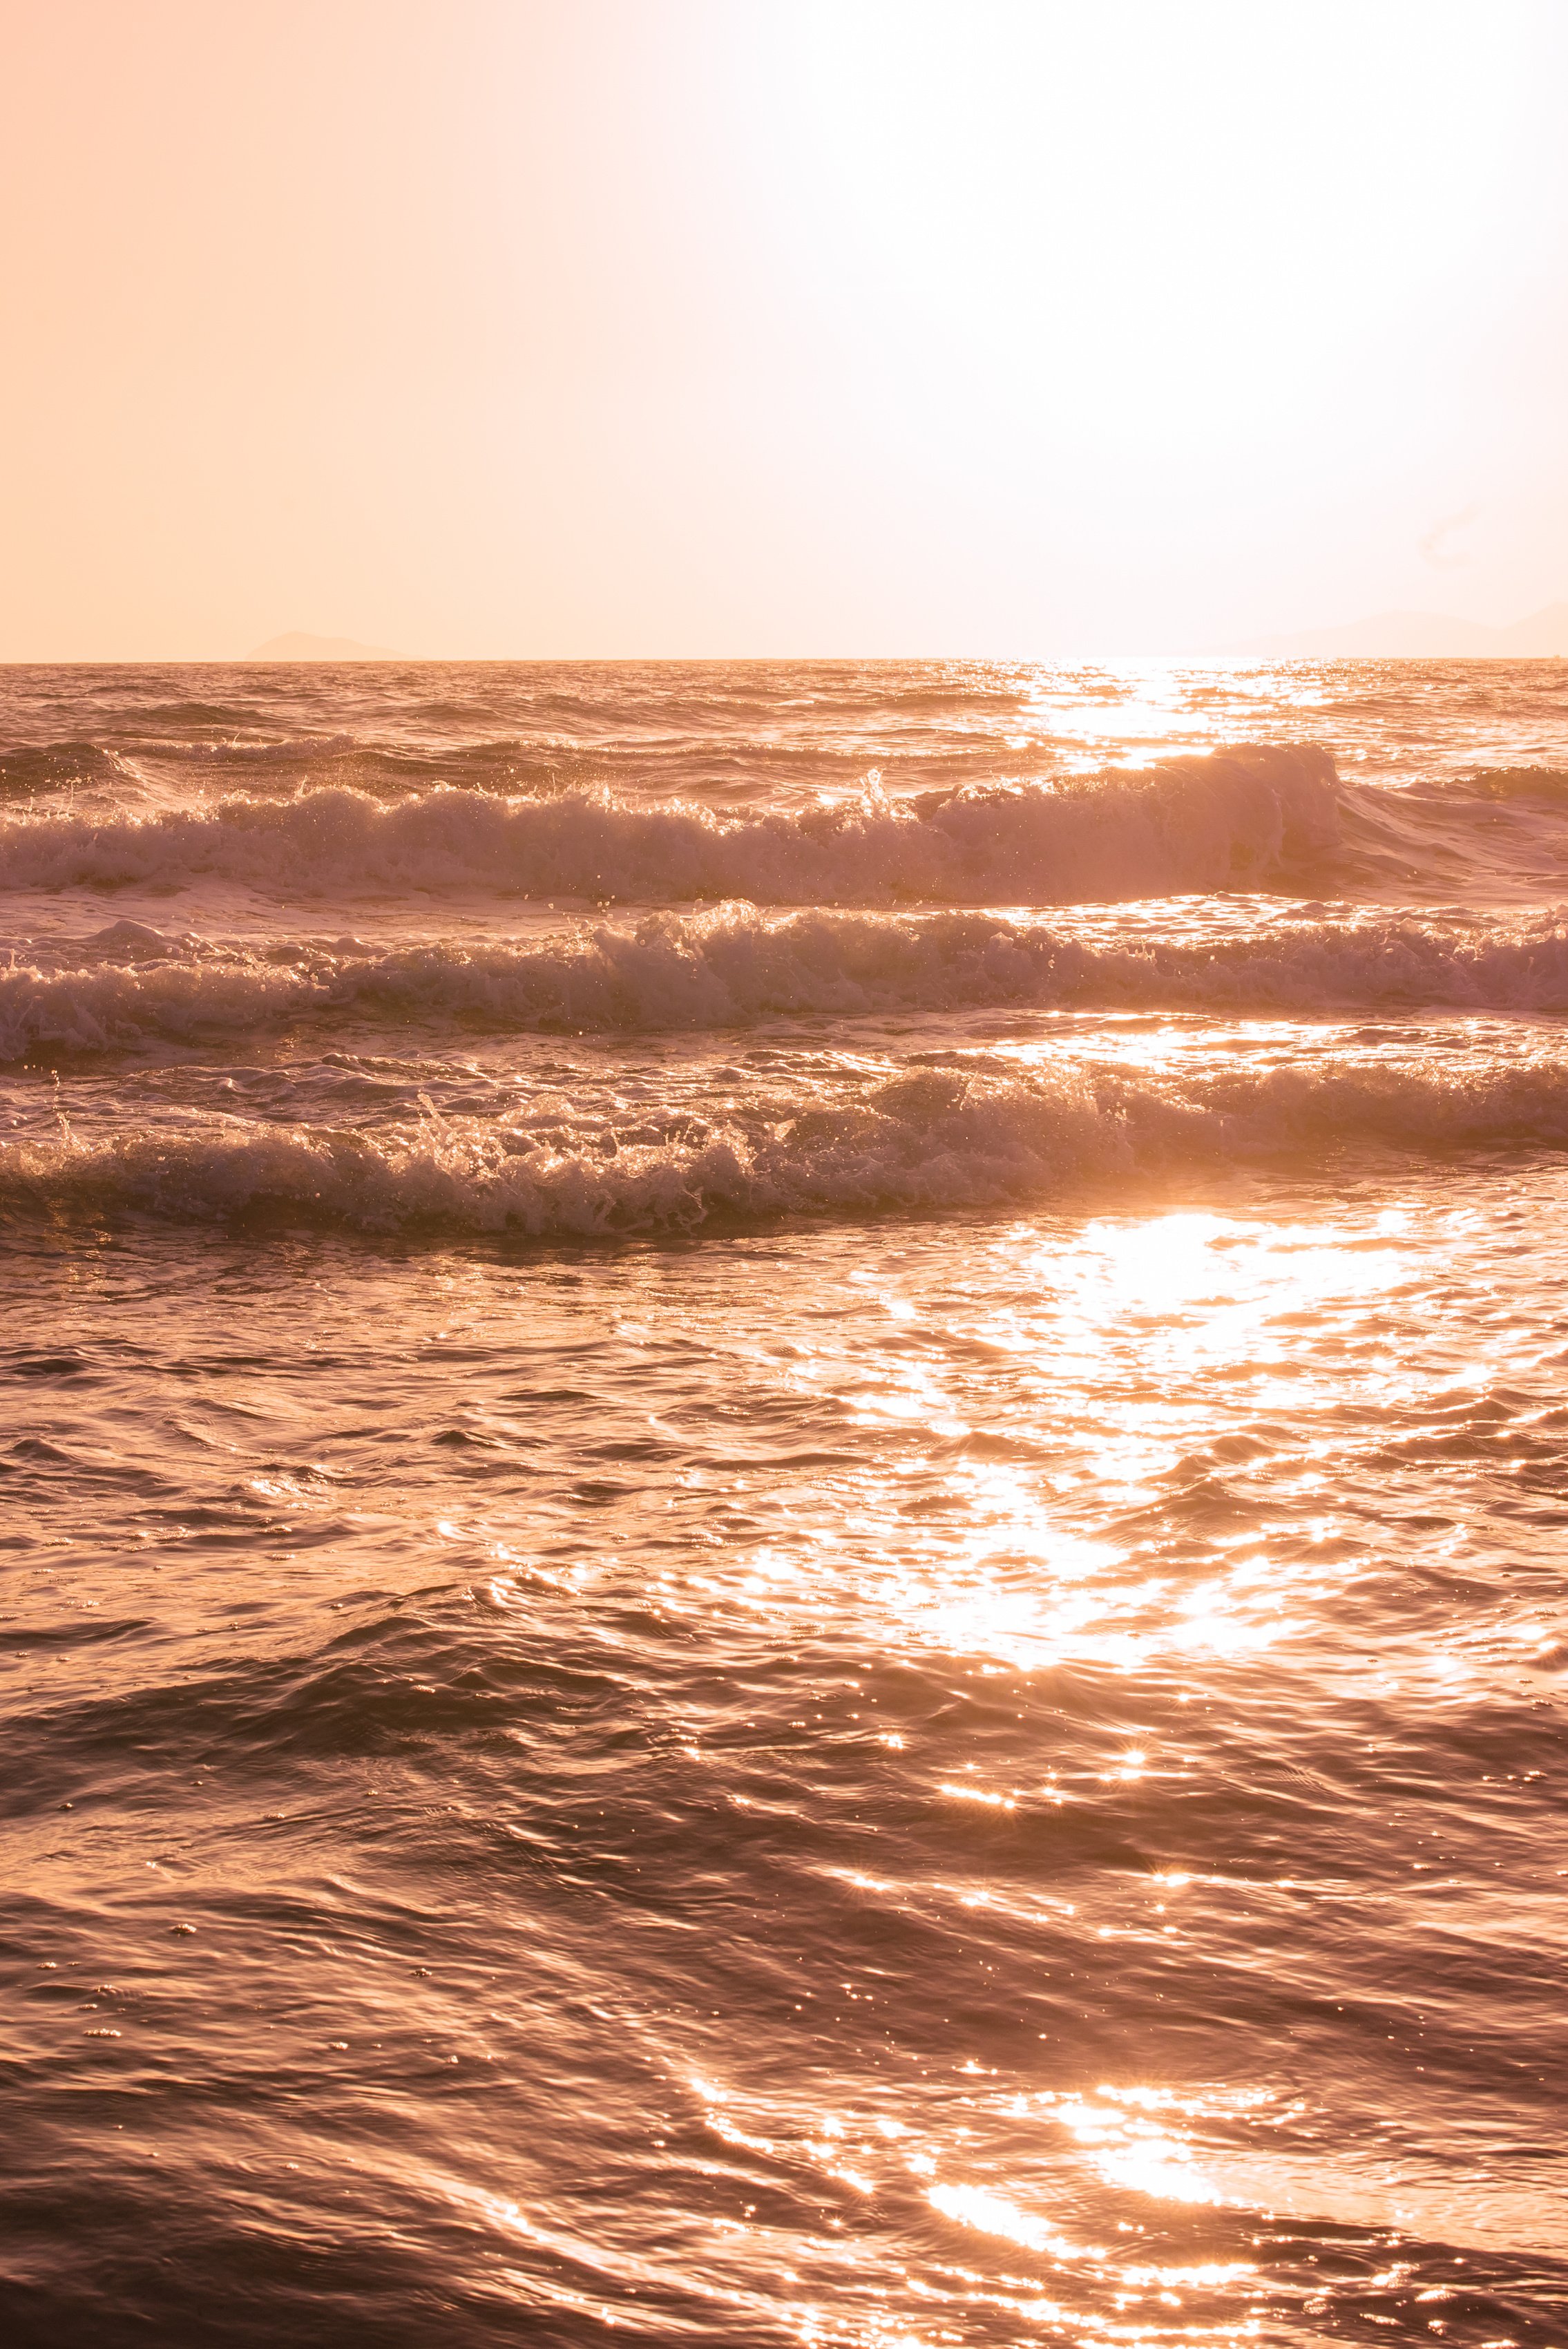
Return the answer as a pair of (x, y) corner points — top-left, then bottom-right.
(2, 657), (1565, 2348)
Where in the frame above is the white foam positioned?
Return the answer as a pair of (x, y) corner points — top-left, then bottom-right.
(0, 745), (1339, 906)
(8, 901), (1568, 1058)
(10, 1054), (1568, 1234)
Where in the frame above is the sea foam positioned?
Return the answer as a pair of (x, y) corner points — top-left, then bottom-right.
(10, 1053), (1568, 1235)
(7, 902), (1568, 1058)
(0, 745), (1338, 905)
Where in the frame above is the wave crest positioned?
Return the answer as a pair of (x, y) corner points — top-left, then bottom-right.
(8, 899), (1568, 1059)
(0, 745), (1339, 906)
(10, 1053), (1568, 1235)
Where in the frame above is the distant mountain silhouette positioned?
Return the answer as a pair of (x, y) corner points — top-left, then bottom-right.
(247, 631), (401, 660)
(1223, 602), (1568, 658)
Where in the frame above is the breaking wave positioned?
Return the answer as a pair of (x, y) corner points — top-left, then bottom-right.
(0, 745), (1339, 904)
(10, 1054), (1568, 1235)
(8, 903), (1568, 1058)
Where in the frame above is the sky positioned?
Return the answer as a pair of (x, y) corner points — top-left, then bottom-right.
(3, 0), (1565, 660)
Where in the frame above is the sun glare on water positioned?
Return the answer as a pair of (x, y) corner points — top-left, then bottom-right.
(665, 1206), (1415, 1686)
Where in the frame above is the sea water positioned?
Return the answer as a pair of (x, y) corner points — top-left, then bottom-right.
(2, 658), (1565, 2345)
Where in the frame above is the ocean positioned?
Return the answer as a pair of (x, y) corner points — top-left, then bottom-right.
(2, 657), (1566, 2346)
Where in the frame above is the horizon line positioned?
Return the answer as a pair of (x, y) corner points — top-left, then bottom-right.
(3, 649), (1567, 668)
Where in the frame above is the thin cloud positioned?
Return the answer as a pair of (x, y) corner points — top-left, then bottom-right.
(1420, 505), (1480, 570)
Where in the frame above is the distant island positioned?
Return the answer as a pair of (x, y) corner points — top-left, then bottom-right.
(1221, 600), (1568, 658)
(246, 631), (401, 660)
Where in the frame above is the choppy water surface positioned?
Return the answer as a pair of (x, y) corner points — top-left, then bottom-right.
(3, 658), (1567, 2346)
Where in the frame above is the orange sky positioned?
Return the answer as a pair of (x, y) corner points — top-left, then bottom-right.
(3, 0), (1565, 659)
